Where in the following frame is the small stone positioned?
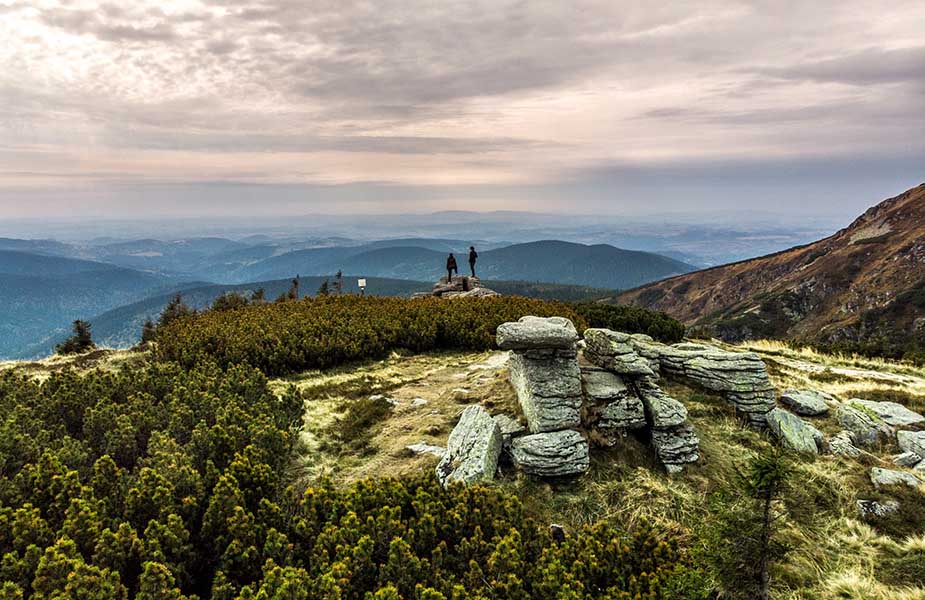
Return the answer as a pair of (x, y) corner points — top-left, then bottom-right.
(898, 430), (925, 457)
(411, 398), (429, 407)
(496, 316), (579, 350)
(857, 499), (901, 518)
(406, 443), (445, 457)
(779, 390), (833, 416)
(870, 467), (921, 489)
(827, 430), (861, 458)
(436, 406), (503, 487)
(511, 430), (590, 477)
(837, 403), (893, 447)
(893, 452), (923, 468)
(766, 408), (820, 455)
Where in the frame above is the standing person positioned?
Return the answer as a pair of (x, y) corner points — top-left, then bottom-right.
(468, 246), (478, 277)
(446, 253), (458, 282)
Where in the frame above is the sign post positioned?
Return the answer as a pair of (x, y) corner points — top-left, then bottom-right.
(358, 278), (367, 296)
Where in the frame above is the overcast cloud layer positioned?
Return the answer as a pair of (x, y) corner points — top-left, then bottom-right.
(1, 0), (923, 218)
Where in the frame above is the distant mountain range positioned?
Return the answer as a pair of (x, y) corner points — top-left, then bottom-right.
(0, 250), (184, 358)
(232, 240), (694, 290)
(618, 184), (925, 356)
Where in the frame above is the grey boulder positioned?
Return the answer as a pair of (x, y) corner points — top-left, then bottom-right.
(897, 430), (925, 458)
(827, 430), (862, 458)
(497, 316), (579, 350)
(511, 430), (590, 477)
(436, 405), (503, 487)
(837, 403), (893, 447)
(849, 399), (925, 429)
(893, 452), (923, 468)
(779, 389), (833, 416)
(766, 408), (821, 454)
(508, 351), (583, 433)
(870, 467), (922, 489)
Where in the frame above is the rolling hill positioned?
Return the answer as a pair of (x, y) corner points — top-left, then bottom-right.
(233, 240), (694, 289)
(0, 250), (186, 358)
(618, 183), (925, 357)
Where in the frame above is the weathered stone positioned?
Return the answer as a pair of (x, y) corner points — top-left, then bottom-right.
(583, 329), (655, 377)
(651, 424), (700, 472)
(766, 407), (820, 454)
(497, 316), (579, 350)
(511, 430), (590, 477)
(897, 430), (925, 458)
(407, 442), (446, 457)
(857, 499), (901, 518)
(779, 389), (833, 416)
(581, 367), (631, 401)
(508, 351), (582, 433)
(870, 467), (922, 489)
(837, 403), (893, 447)
(893, 452), (923, 468)
(436, 406), (502, 487)
(849, 399), (925, 429)
(581, 367), (648, 430)
(493, 414), (527, 452)
(637, 380), (688, 428)
(827, 430), (862, 458)
(598, 396), (647, 430)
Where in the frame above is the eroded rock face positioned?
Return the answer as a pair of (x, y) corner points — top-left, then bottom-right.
(581, 367), (646, 431)
(897, 430), (925, 458)
(870, 467), (922, 489)
(779, 390), (833, 416)
(838, 403), (894, 447)
(766, 408), (821, 455)
(509, 350), (583, 433)
(637, 380), (688, 428)
(511, 430), (590, 477)
(583, 329), (656, 377)
(849, 399), (925, 429)
(436, 405), (502, 487)
(497, 316), (579, 350)
(651, 424), (700, 473)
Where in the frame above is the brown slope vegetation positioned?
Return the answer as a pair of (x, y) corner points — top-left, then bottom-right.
(618, 184), (925, 352)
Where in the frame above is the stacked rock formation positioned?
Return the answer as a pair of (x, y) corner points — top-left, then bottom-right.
(583, 329), (700, 472)
(497, 316), (591, 477)
(427, 275), (499, 298)
(628, 336), (776, 428)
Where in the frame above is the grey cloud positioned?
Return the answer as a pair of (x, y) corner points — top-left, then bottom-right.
(759, 46), (925, 86)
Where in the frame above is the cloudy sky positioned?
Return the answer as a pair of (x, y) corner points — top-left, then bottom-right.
(1, 0), (923, 219)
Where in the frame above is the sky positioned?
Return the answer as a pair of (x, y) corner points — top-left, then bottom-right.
(1, 0), (923, 219)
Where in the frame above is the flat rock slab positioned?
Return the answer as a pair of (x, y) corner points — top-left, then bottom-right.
(838, 403), (893, 447)
(897, 430), (925, 458)
(436, 405), (502, 487)
(779, 389), (833, 416)
(870, 467), (922, 489)
(508, 351), (582, 433)
(767, 407), (821, 455)
(581, 367), (630, 401)
(497, 316), (579, 350)
(850, 399), (925, 429)
(511, 430), (590, 477)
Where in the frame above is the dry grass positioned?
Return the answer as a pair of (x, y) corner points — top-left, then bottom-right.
(0, 347), (149, 381)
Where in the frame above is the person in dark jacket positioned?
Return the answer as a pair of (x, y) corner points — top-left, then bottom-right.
(468, 246), (478, 277)
(446, 253), (458, 282)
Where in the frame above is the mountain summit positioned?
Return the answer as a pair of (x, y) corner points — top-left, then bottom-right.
(619, 184), (925, 355)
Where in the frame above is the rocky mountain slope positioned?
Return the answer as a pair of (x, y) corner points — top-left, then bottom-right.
(618, 184), (925, 353)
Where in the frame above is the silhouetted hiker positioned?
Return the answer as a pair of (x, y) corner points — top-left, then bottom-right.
(468, 246), (478, 277)
(446, 253), (458, 282)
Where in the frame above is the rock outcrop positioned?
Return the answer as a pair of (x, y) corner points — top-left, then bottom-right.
(628, 337), (776, 428)
(849, 399), (925, 429)
(581, 367), (646, 434)
(498, 316), (579, 351)
(766, 408), (822, 455)
(870, 467), (922, 489)
(837, 403), (894, 447)
(779, 390), (833, 416)
(436, 405), (503, 487)
(511, 430), (590, 477)
(427, 275), (499, 298)
(583, 329), (656, 377)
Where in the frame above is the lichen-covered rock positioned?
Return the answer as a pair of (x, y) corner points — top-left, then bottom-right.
(497, 316), (579, 350)
(779, 389), (834, 416)
(581, 367), (630, 401)
(493, 414), (527, 452)
(636, 380), (688, 428)
(583, 329), (656, 377)
(897, 430), (925, 458)
(511, 430), (590, 477)
(837, 403), (893, 447)
(436, 405), (502, 487)
(893, 452), (923, 468)
(857, 499), (901, 518)
(508, 351), (582, 433)
(870, 467), (922, 489)
(827, 430), (862, 458)
(766, 407), (821, 454)
(849, 399), (925, 429)
(581, 367), (646, 431)
(651, 424), (700, 473)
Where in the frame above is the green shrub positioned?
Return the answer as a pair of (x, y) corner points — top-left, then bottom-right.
(154, 295), (587, 376)
(570, 302), (685, 343)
